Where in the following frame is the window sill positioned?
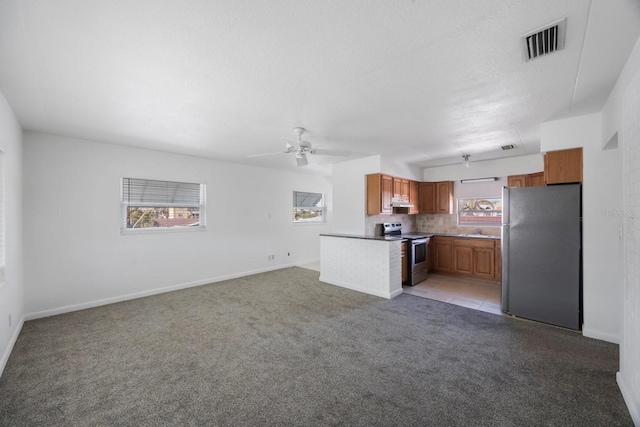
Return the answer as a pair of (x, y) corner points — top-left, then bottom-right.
(121, 226), (207, 235)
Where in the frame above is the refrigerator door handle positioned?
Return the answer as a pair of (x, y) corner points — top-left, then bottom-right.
(502, 186), (510, 225)
(501, 224), (509, 313)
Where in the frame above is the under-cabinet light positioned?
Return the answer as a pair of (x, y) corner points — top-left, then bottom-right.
(460, 177), (497, 184)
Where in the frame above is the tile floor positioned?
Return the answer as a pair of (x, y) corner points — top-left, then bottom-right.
(403, 273), (503, 315)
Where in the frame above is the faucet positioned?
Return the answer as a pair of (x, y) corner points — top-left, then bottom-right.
(474, 228), (482, 235)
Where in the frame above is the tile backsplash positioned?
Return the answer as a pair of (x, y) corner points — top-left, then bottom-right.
(416, 214), (501, 236)
(364, 213), (500, 236)
(365, 214), (417, 235)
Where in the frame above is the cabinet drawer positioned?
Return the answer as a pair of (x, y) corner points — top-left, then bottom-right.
(453, 238), (495, 249)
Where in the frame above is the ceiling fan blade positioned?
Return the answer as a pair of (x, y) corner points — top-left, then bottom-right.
(246, 152), (282, 158)
(310, 148), (352, 157)
(296, 154), (308, 167)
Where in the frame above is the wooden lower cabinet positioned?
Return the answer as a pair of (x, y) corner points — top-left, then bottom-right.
(431, 236), (453, 273)
(473, 247), (495, 279)
(495, 240), (502, 281)
(431, 236), (500, 281)
(453, 245), (473, 275)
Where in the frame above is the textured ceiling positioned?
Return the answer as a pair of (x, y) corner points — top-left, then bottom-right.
(1, 0), (639, 175)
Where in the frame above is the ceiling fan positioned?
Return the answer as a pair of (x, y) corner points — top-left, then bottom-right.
(248, 127), (351, 167)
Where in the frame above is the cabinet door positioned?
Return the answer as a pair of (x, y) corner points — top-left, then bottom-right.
(527, 172), (545, 187)
(366, 173), (393, 215)
(392, 177), (403, 199)
(544, 147), (583, 184)
(473, 247), (495, 279)
(507, 175), (528, 188)
(419, 182), (436, 214)
(495, 240), (502, 281)
(453, 245), (473, 275)
(434, 238), (453, 272)
(409, 180), (419, 214)
(381, 175), (393, 213)
(435, 181), (453, 214)
(401, 179), (410, 200)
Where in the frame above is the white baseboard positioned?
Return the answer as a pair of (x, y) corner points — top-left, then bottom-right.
(582, 326), (620, 344)
(617, 371), (640, 426)
(0, 315), (24, 378)
(319, 276), (398, 300)
(25, 263), (296, 321)
(294, 257), (320, 267)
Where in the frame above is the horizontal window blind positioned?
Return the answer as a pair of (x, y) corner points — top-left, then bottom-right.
(293, 191), (323, 208)
(123, 178), (202, 205)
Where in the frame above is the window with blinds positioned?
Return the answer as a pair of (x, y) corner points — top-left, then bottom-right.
(122, 178), (206, 231)
(293, 191), (324, 223)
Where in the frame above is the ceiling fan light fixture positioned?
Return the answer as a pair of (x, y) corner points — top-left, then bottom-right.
(462, 154), (471, 168)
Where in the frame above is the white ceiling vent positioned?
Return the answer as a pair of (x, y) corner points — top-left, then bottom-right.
(521, 18), (566, 62)
(501, 144), (517, 150)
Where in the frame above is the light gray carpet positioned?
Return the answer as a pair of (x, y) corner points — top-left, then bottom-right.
(0, 267), (632, 426)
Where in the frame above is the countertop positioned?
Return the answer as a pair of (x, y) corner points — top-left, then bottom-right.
(320, 232), (433, 242)
(435, 233), (501, 240)
(320, 232), (499, 241)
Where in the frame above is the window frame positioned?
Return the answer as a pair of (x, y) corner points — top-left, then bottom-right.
(292, 191), (326, 224)
(121, 177), (207, 234)
(457, 197), (502, 227)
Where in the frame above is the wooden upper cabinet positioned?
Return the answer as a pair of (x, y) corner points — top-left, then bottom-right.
(544, 147), (583, 184)
(419, 182), (436, 214)
(507, 175), (528, 188)
(367, 173), (393, 215)
(393, 177), (410, 200)
(409, 180), (419, 214)
(528, 172), (545, 187)
(435, 181), (454, 214)
(508, 172), (545, 187)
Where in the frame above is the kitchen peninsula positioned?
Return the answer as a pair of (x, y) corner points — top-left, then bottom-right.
(319, 233), (404, 299)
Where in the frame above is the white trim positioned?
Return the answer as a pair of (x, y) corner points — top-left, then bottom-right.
(617, 372), (640, 426)
(0, 315), (24, 378)
(25, 263), (297, 321)
(318, 276), (401, 300)
(120, 225), (206, 235)
(582, 326), (620, 344)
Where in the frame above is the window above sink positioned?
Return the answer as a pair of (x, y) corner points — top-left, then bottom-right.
(457, 197), (502, 227)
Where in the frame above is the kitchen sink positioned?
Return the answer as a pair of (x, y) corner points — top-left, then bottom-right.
(456, 234), (495, 239)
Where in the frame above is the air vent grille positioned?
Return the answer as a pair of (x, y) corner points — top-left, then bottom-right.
(521, 18), (566, 62)
(501, 144), (517, 150)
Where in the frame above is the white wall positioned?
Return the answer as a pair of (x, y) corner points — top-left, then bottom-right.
(23, 132), (331, 318)
(331, 155), (380, 234)
(540, 113), (622, 345)
(423, 154), (543, 181)
(0, 91), (24, 376)
(609, 35), (640, 427)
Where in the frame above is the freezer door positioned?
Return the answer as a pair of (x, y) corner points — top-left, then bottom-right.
(506, 185), (581, 330)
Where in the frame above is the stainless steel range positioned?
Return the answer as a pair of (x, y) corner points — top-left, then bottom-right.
(380, 223), (431, 286)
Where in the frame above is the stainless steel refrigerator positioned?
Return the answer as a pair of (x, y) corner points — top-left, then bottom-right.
(501, 184), (582, 330)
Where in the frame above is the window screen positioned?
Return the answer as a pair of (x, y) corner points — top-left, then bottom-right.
(122, 178), (206, 231)
(293, 191), (324, 223)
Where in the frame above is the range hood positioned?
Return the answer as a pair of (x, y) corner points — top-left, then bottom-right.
(391, 199), (414, 208)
